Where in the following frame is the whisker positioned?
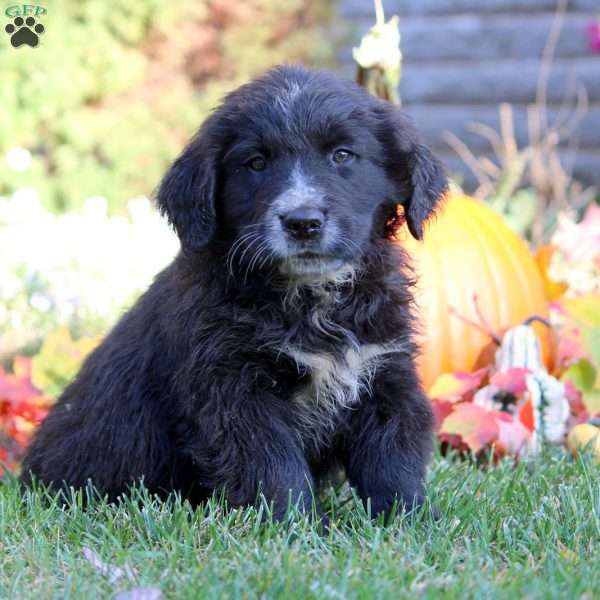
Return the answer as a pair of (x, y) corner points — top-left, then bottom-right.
(227, 230), (262, 276)
(250, 241), (274, 280)
(226, 237), (248, 274)
(242, 238), (268, 284)
(258, 247), (274, 271)
(248, 242), (267, 274)
(238, 234), (262, 268)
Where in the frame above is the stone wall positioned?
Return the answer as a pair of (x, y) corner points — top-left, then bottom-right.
(336, 0), (600, 188)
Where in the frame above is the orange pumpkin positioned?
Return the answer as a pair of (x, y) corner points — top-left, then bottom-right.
(399, 194), (552, 389)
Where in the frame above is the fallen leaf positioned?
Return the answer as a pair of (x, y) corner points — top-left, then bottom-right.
(562, 359), (600, 416)
(431, 400), (454, 430)
(495, 416), (532, 457)
(518, 400), (535, 432)
(83, 547), (136, 585)
(428, 369), (488, 402)
(582, 390), (600, 417)
(0, 357), (53, 464)
(562, 359), (597, 392)
(440, 402), (499, 452)
(0, 359), (41, 405)
(114, 588), (162, 600)
(490, 368), (531, 396)
(552, 297), (600, 368)
(557, 541), (578, 563)
(564, 379), (587, 416)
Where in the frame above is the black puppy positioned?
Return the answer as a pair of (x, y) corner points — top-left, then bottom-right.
(21, 66), (447, 519)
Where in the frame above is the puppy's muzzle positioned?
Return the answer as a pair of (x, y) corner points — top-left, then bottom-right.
(281, 207), (326, 241)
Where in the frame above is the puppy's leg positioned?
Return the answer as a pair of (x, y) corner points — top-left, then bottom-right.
(20, 384), (175, 501)
(184, 389), (314, 520)
(344, 362), (434, 520)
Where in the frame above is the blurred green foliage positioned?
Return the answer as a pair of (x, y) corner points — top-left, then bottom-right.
(0, 0), (334, 214)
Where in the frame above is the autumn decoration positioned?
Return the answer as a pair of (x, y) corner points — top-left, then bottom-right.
(568, 421), (600, 463)
(428, 216), (600, 458)
(400, 194), (553, 388)
(352, 2), (600, 461)
(0, 357), (52, 471)
(0, 2), (598, 472)
(0, 328), (98, 471)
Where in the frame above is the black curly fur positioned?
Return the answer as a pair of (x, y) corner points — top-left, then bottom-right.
(21, 66), (448, 520)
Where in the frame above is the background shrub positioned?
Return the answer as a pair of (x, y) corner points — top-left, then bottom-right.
(0, 0), (334, 214)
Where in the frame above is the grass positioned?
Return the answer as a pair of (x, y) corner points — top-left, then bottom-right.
(1, 449), (599, 599)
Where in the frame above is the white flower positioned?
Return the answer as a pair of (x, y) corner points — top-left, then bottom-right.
(352, 16), (402, 72)
(82, 196), (108, 219)
(127, 196), (153, 222)
(30, 292), (53, 313)
(9, 187), (42, 216)
(1, 190), (179, 348)
(5, 147), (32, 172)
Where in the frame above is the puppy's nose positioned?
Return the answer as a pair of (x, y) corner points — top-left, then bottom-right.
(282, 208), (325, 241)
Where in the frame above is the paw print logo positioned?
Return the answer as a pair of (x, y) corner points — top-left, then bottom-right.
(5, 16), (45, 48)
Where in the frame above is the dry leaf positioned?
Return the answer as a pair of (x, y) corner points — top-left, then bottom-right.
(114, 588), (162, 600)
(83, 547), (136, 585)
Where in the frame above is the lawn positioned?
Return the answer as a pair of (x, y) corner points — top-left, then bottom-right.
(1, 449), (599, 599)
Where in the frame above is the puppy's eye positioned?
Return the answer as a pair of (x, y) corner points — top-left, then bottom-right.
(331, 149), (355, 164)
(246, 156), (267, 172)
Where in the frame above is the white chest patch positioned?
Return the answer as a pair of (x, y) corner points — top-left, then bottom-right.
(281, 341), (406, 445)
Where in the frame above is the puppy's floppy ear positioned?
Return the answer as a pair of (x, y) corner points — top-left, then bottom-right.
(403, 142), (448, 239)
(376, 106), (448, 240)
(156, 137), (217, 252)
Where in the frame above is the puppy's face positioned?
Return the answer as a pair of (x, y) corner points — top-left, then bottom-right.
(158, 67), (447, 280)
(219, 96), (399, 278)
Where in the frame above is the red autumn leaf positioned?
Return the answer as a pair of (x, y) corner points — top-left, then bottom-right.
(558, 327), (588, 368)
(0, 360), (41, 407)
(564, 378), (587, 416)
(0, 446), (17, 473)
(438, 432), (470, 453)
(0, 356), (54, 470)
(518, 399), (535, 432)
(490, 368), (531, 396)
(431, 399), (454, 431)
(554, 295), (600, 370)
(550, 301), (591, 369)
(428, 368), (488, 403)
(440, 402), (499, 452)
(495, 416), (532, 457)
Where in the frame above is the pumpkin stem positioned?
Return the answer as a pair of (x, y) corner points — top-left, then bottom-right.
(523, 315), (556, 373)
(523, 315), (551, 328)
